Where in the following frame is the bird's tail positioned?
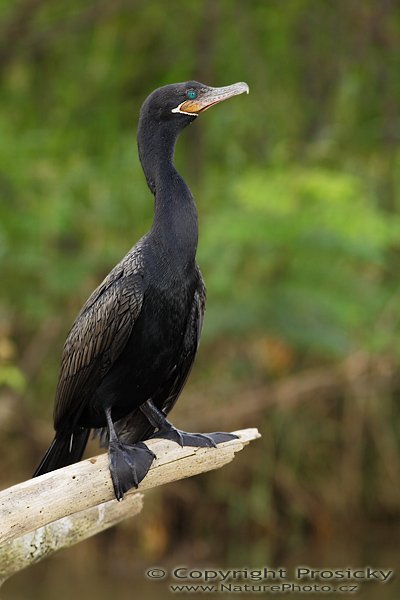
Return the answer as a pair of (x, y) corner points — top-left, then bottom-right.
(33, 429), (90, 477)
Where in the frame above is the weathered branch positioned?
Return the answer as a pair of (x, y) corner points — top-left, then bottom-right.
(0, 493), (144, 585)
(0, 428), (260, 584)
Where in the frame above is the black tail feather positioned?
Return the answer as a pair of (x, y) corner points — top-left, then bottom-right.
(33, 429), (90, 477)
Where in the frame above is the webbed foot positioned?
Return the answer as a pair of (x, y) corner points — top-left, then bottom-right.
(149, 424), (238, 448)
(108, 440), (156, 501)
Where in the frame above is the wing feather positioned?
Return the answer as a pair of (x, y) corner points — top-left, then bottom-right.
(54, 242), (145, 428)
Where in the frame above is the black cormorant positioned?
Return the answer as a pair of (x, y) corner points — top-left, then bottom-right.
(33, 81), (249, 500)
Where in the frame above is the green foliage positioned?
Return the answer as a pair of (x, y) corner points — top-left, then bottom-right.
(0, 364), (25, 393)
(200, 166), (400, 356)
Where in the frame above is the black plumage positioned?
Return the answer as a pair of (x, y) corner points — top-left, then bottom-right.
(33, 80), (249, 500)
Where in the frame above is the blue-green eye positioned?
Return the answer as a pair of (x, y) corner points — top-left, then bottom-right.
(187, 90), (197, 100)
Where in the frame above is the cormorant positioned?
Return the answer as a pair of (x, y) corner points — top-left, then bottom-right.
(33, 81), (249, 500)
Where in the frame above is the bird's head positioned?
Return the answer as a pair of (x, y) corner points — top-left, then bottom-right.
(140, 80), (249, 130)
(138, 81), (249, 193)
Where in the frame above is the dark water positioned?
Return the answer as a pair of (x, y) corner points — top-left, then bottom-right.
(2, 526), (399, 600)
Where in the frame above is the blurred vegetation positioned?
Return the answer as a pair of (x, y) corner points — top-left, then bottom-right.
(1, 0), (400, 587)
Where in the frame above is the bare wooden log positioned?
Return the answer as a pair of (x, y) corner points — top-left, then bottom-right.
(0, 428), (260, 548)
(0, 493), (144, 585)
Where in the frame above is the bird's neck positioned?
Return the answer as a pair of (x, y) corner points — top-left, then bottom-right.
(138, 119), (198, 267)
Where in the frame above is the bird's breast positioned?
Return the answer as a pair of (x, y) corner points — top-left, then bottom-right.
(85, 258), (201, 425)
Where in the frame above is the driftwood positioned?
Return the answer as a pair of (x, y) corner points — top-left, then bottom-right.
(0, 493), (144, 585)
(0, 428), (260, 586)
